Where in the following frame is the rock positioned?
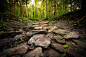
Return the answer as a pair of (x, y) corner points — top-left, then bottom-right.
(0, 31), (22, 38)
(0, 55), (7, 57)
(38, 21), (49, 24)
(35, 38), (51, 48)
(28, 34), (45, 44)
(0, 44), (28, 56)
(66, 41), (80, 48)
(33, 23), (39, 25)
(73, 40), (86, 49)
(0, 34), (27, 47)
(34, 27), (42, 29)
(28, 34), (51, 48)
(25, 31), (38, 36)
(19, 29), (23, 32)
(24, 47), (43, 57)
(13, 34), (25, 39)
(56, 39), (65, 44)
(27, 22), (32, 27)
(43, 26), (52, 30)
(32, 25), (40, 27)
(43, 49), (60, 57)
(11, 55), (21, 57)
(53, 35), (63, 39)
(51, 43), (64, 53)
(66, 41), (73, 47)
(53, 36), (65, 43)
(32, 29), (47, 32)
(48, 26), (57, 32)
(53, 29), (68, 34)
(41, 24), (48, 27)
(64, 31), (79, 39)
(0, 38), (12, 46)
(67, 47), (86, 57)
(46, 33), (53, 39)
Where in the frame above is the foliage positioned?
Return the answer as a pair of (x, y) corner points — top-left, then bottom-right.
(63, 45), (69, 49)
(72, 43), (75, 45)
(0, 0), (82, 20)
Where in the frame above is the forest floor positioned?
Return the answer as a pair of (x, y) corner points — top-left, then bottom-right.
(0, 10), (86, 57)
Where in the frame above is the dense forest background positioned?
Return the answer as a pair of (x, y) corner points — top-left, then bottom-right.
(1, 0), (86, 21)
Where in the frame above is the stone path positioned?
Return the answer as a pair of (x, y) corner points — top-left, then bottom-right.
(0, 21), (86, 57)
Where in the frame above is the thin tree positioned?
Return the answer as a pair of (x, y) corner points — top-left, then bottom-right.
(54, 0), (56, 15)
(46, 0), (48, 18)
(19, 0), (22, 17)
(35, 0), (37, 18)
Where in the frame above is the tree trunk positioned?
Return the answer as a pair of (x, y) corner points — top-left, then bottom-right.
(20, 0), (22, 17)
(26, 0), (28, 17)
(81, 0), (86, 10)
(70, 0), (72, 11)
(54, 0), (56, 15)
(46, 0), (47, 18)
(35, 0), (37, 18)
(43, 0), (44, 18)
(14, 0), (16, 14)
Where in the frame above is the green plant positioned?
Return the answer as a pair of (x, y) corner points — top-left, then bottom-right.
(60, 55), (64, 57)
(72, 43), (75, 45)
(20, 38), (23, 41)
(33, 20), (37, 23)
(24, 28), (29, 31)
(63, 45), (69, 49)
(52, 23), (54, 26)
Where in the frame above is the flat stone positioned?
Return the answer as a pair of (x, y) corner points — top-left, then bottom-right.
(46, 33), (53, 39)
(53, 35), (63, 39)
(67, 47), (86, 57)
(28, 34), (45, 44)
(51, 43), (64, 53)
(38, 21), (49, 24)
(35, 38), (51, 48)
(53, 36), (65, 43)
(64, 31), (79, 39)
(32, 25), (40, 27)
(32, 29), (46, 32)
(40, 24), (48, 27)
(19, 29), (23, 32)
(66, 41), (83, 49)
(66, 41), (73, 47)
(53, 29), (68, 34)
(28, 34), (51, 48)
(0, 31), (22, 38)
(0, 44), (28, 56)
(11, 55), (21, 57)
(48, 26), (57, 32)
(25, 31), (38, 36)
(33, 23), (39, 25)
(73, 40), (86, 49)
(56, 39), (65, 44)
(43, 49), (60, 57)
(24, 47), (44, 57)
(43, 26), (52, 30)
(34, 27), (42, 29)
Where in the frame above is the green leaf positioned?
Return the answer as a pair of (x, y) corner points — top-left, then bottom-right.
(63, 45), (69, 49)
(74, 24), (76, 25)
(72, 43), (75, 45)
(20, 38), (23, 41)
(60, 55), (64, 57)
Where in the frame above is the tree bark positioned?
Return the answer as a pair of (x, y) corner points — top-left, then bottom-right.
(46, 0), (48, 18)
(19, 0), (22, 17)
(26, 0), (28, 17)
(81, 0), (86, 10)
(54, 0), (56, 15)
(35, 0), (37, 18)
